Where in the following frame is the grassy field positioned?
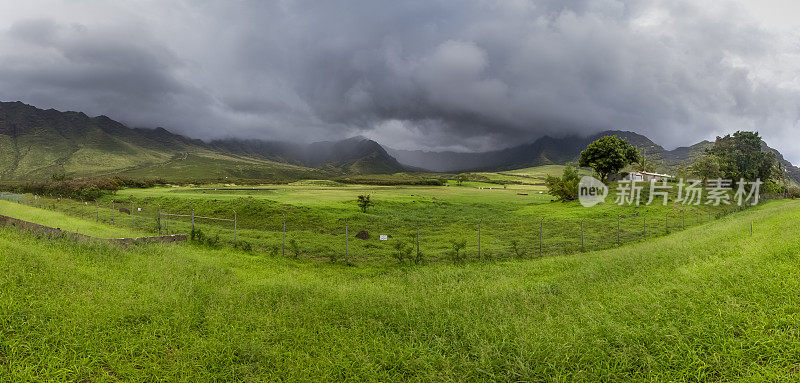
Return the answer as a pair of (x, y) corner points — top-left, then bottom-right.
(109, 177), (740, 265)
(0, 199), (798, 380)
(2, 168), (749, 265)
(475, 164), (593, 185)
(0, 199), (148, 238)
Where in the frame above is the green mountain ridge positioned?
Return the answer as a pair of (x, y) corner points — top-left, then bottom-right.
(2, 101), (797, 183)
(0, 102), (404, 181)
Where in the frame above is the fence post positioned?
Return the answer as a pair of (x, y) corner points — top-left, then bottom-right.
(233, 212), (237, 246)
(282, 213), (286, 256)
(157, 206), (161, 235)
(345, 218), (349, 263)
(539, 218), (543, 257)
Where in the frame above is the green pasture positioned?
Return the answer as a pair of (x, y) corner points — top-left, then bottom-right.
(0, 165), (756, 265)
(0, 199), (148, 238)
(0, 199), (798, 380)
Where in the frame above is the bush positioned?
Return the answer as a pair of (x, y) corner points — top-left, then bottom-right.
(1, 176), (168, 201)
(190, 229), (219, 247)
(788, 185), (800, 199)
(545, 166), (580, 201)
(449, 240), (467, 264)
(335, 174), (446, 186)
(357, 194), (374, 213)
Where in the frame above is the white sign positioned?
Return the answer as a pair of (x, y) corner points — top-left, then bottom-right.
(137, 208), (142, 211)
(379, 235), (388, 241)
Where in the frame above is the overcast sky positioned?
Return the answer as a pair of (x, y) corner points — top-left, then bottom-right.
(2, 1), (800, 161)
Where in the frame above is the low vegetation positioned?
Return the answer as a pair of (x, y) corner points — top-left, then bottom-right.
(0, 177), (168, 201)
(0, 171), (752, 266)
(1, 199), (799, 380)
(544, 166), (580, 201)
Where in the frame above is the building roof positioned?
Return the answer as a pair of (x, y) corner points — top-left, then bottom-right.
(631, 171), (674, 178)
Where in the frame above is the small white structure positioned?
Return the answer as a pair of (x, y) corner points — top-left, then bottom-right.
(626, 171), (673, 182)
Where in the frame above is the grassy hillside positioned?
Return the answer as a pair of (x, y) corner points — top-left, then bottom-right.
(115, 153), (324, 182)
(0, 199), (798, 380)
(0, 102), (348, 181)
(0, 199), (148, 238)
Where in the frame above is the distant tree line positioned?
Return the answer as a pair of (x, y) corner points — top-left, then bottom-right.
(692, 131), (785, 192)
(0, 176), (168, 201)
(546, 131), (788, 201)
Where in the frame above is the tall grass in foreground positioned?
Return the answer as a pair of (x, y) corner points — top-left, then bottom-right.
(0, 200), (799, 381)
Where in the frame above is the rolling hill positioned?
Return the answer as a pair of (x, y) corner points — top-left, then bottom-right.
(0, 102), (404, 181)
(2, 100), (798, 183)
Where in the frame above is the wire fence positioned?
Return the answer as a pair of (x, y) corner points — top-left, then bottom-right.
(0, 192), (764, 264)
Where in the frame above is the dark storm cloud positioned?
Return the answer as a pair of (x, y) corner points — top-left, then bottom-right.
(1, 0), (799, 159)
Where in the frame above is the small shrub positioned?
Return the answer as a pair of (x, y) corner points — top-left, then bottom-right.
(789, 185), (800, 199)
(357, 194), (374, 213)
(544, 166), (580, 201)
(449, 240), (467, 264)
(190, 229), (219, 247)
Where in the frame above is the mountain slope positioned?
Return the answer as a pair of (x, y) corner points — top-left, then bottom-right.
(389, 130), (800, 182)
(388, 130), (659, 172)
(0, 102), (406, 181)
(210, 136), (407, 174)
(3, 101), (797, 183)
(0, 101), (321, 181)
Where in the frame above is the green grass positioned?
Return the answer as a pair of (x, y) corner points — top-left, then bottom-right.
(3, 166), (750, 266)
(94, 178), (741, 265)
(0, 199), (148, 238)
(1, 199), (799, 380)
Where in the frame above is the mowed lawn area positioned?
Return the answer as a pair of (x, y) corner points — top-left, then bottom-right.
(1, 199), (799, 381)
